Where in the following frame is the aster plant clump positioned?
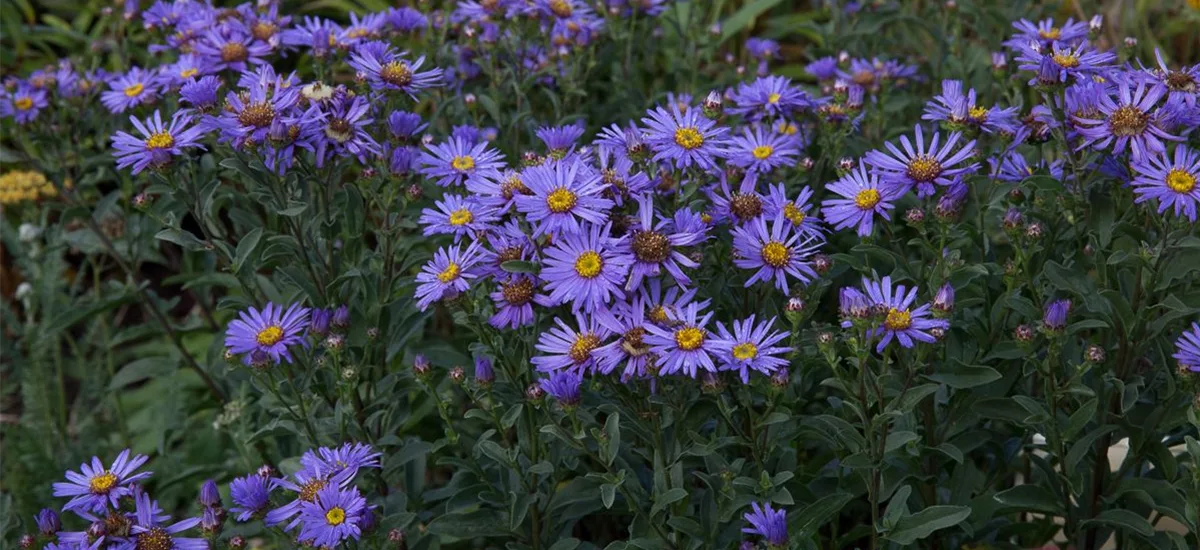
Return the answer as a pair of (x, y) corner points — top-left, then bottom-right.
(4, 1), (1200, 550)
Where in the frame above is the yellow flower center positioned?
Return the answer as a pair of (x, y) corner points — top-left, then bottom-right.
(1166, 169), (1197, 193)
(732, 342), (758, 360)
(256, 325), (284, 346)
(1052, 53), (1079, 69)
(1039, 27), (1061, 40)
(968, 105), (988, 121)
(674, 127), (704, 150)
(783, 203), (806, 225)
(325, 507), (346, 525)
(546, 188), (577, 213)
(549, 0), (573, 18)
(145, 131), (175, 150)
(380, 61), (413, 87)
(448, 208), (474, 226)
(451, 156), (475, 171)
(124, 83), (145, 97)
(574, 251), (603, 278)
(855, 189), (881, 209)
(299, 479), (326, 502)
(90, 471), (118, 493)
(1109, 105), (1148, 137)
(569, 333), (601, 363)
(766, 92), (781, 104)
(238, 101), (276, 128)
(14, 97), (33, 111)
(760, 241), (791, 268)
(501, 277), (534, 305)
(884, 308), (912, 330)
(180, 68), (198, 79)
(136, 527), (172, 550)
(777, 122), (799, 135)
(906, 155), (943, 182)
(252, 21), (278, 40)
(438, 262), (461, 283)
(752, 145), (774, 160)
(674, 327), (705, 351)
(648, 305), (670, 324)
(221, 42), (249, 63)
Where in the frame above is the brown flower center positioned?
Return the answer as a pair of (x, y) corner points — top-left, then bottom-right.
(631, 230), (671, 263)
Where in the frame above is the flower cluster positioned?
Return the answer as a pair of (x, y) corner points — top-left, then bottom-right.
(0, 170), (56, 205)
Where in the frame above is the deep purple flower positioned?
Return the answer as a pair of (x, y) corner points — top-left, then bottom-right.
(725, 126), (799, 173)
(537, 123), (586, 156)
(420, 194), (499, 241)
(1016, 40), (1114, 86)
(349, 41), (443, 97)
(713, 316), (791, 383)
(415, 242), (485, 311)
(540, 223), (632, 312)
(420, 137), (506, 188)
(1074, 77), (1181, 162)
(644, 302), (716, 377)
(100, 67), (157, 113)
(300, 443), (381, 481)
(35, 509), (61, 535)
(1172, 323), (1200, 372)
(224, 302), (311, 365)
(52, 449), (152, 513)
(312, 95), (380, 166)
(922, 80), (1019, 134)
(199, 479), (220, 508)
(731, 213), (820, 292)
(728, 76), (811, 121)
(215, 74), (301, 149)
(932, 283), (955, 314)
(532, 313), (612, 374)
(596, 148), (653, 207)
(806, 56), (839, 81)
(742, 502), (788, 547)
(1130, 145), (1200, 221)
(281, 16), (340, 56)
(765, 183), (824, 239)
(230, 474), (272, 521)
(192, 21), (271, 73)
(593, 297), (655, 380)
(615, 193), (704, 290)
(127, 491), (206, 550)
(385, 6), (428, 33)
(539, 370), (583, 406)
(474, 357), (495, 383)
(112, 110), (206, 174)
(297, 485), (367, 547)
(387, 110), (428, 140)
(515, 158), (614, 237)
(1043, 299), (1071, 331)
(642, 104), (729, 171)
(707, 172), (768, 225)
(0, 84), (48, 124)
(179, 75), (222, 111)
(863, 124), (978, 197)
(861, 276), (949, 352)
(1140, 49), (1199, 107)
(745, 38), (781, 60)
(489, 275), (538, 329)
(1006, 18), (1089, 50)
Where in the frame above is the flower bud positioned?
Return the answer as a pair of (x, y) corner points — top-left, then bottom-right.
(475, 357), (495, 385)
(525, 383), (545, 402)
(932, 283), (954, 315)
(1085, 344), (1106, 364)
(1002, 208), (1023, 232)
(812, 254), (831, 274)
(361, 167), (377, 179)
(700, 371), (724, 393)
(1014, 324), (1034, 342)
(332, 305), (350, 328)
(199, 479), (220, 508)
(366, 326), (379, 340)
(786, 297), (805, 312)
(18, 223), (41, 243)
(413, 354), (432, 378)
(1043, 299), (1070, 332)
(770, 367), (789, 387)
(702, 90), (723, 119)
(449, 367), (465, 385)
(256, 464), (276, 478)
(405, 183), (423, 201)
(905, 208), (925, 226)
(19, 535), (33, 549)
(1008, 187), (1025, 203)
(929, 326), (946, 341)
(837, 157), (855, 171)
(708, 23), (721, 36)
(991, 51), (1008, 72)
(388, 528), (408, 550)
(1025, 222), (1044, 240)
(324, 333), (345, 351)
(799, 157), (814, 171)
(229, 536), (246, 549)
(817, 331), (834, 345)
(464, 93), (476, 107)
(35, 509), (60, 535)
(1123, 36), (1137, 49)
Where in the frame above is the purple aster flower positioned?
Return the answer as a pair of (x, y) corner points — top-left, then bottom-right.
(532, 313), (612, 374)
(385, 6), (427, 33)
(111, 110), (206, 174)
(922, 80), (1020, 134)
(488, 273), (538, 329)
(642, 104), (729, 171)
(861, 276), (948, 352)
(614, 193), (704, 290)
(420, 194), (499, 241)
(640, 280), (710, 327)
(731, 213), (820, 292)
(281, 16), (340, 56)
(100, 67), (157, 113)
(644, 302), (716, 377)
(596, 148), (653, 207)
(595, 122), (648, 161)
(296, 485), (367, 547)
(1043, 299), (1071, 331)
(515, 158), (614, 237)
(300, 443), (381, 481)
(198, 479), (220, 508)
(348, 41), (443, 97)
(475, 356), (495, 383)
(1173, 323), (1200, 372)
(864, 124), (978, 197)
(464, 169), (529, 214)
(0, 84), (48, 124)
(312, 95), (380, 166)
(156, 54), (207, 89)
(35, 509), (61, 535)
(806, 56), (839, 81)
(1140, 49), (1199, 107)
(192, 21), (271, 73)
(388, 144), (421, 176)
(387, 110), (428, 141)
(743, 502), (787, 547)
(1016, 40), (1114, 86)
(420, 136), (506, 188)
(539, 370), (583, 407)
(540, 223), (632, 312)
(179, 75), (222, 112)
(537, 123), (586, 157)
(52, 449), (151, 514)
(765, 183), (824, 239)
(1006, 18), (1089, 50)
(707, 172), (768, 225)
(713, 315), (790, 383)
(224, 302), (310, 365)
(838, 58), (884, 91)
(745, 37), (781, 60)
(1074, 77), (1181, 162)
(728, 76), (811, 121)
(594, 297), (655, 380)
(216, 74), (301, 149)
(932, 283), (955, 314)
(230, 474), (272, 521)
(124, 491), (206, 550)
(724, 126), (799, 173)
(1131, 145), (1200, 221)
(415, 242), (484, 311)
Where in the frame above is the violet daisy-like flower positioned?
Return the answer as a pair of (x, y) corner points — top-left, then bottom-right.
(156, 54), (208, 89)
(1141, 49), (1199, 107)
(708, 172), (768, 225)
(192, 21), (271, 73)
(742, 502), (788, 547)
(301, 443), (382, 481)
(616, 193), (704, 290)
(312, 95), (380, 166)
(420, 136), (506, 188)
(597, 148), (653, 206)
(532, 313), (612, 374)
(595, 121), (648, 161)
(296, 485), (367, 548)
(489, 275), (538, 330)
(594, 298), (655, 380)
(1043, 299), (1071, 331)
(515, 158), (614, 237)
(861, 276), (948, 352)
(179, 75), (222, 112)
(725, 126), (799, 174)
(111, 110), (206, 174)
(728, 75), (811, 121)
(642, 103), (729, 171)
(922, 80), (1019, 135)
(539, 370), (583, 407)
(387, 110), (428, 141)
(230, 474), (273, 521)
(1074, 77), (1181, 162)
(468, 170), (531, 212)
(731, 213), (820, 292)
(125, 491), (206, 550)
(765, 183), (825, 239)
(1130, 145), (1200, 221)
(224, 302), (310, 365)
(640, 279), (711, 327)
(100, 67), (157, 113)
(386, 6), (427, 33)
(52, 449), (152, 514)
(537, 123), (586, 158)
(1017, 41), (1114, 87)
(1172, 323), (1200, 372)
(0, 84), (48, 124)
(420, 194), (499, 241)
(806, 56), (839, 81)
(415, 242), (485, 311)
(540, 223), (632, 312)
(348, 41), (443, 97)
(863, 124), (978, 197)
(713, 315), (791, 383)
(644, 302), (716, 377)
(216, 75), (301, 149)
(1006, 17), (1089, 50)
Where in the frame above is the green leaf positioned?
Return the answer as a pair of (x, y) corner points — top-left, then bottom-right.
(425, 510), (510, 538)
(719, 0), (784, 43)
(548, 539), (581, 550)
(791, 492), (854, 534)
(884, 505), (971, 545)
(994, 485), (1063, 515)
(234, 227), (263, 273)
(1080, 509), (1153, 537)
(885, 431), (920, 453)
(1065, 425), (1118, 474)
(108, 357), (177, 390)
(155, 228), (207, 251)
(650, 488), (687, 516)
(927, 360), (1002, 389)
(500, 260), (540, 274)
(603, 412), (620, 467)
(600, 482), (618, 509)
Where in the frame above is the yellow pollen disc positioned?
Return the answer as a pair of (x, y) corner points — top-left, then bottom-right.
(549, 0), (573, 17)
(325, 507), (346, 525)
(752, 145), (774, 160)
(448, 208), (474, 226)
(570, 333), (600, 363)
(380, 61), (413, 87)
(968, 105), (988, 120)
(855, 189), (881, 209)
(766, 92), (781, 104)
(884, 308), (912, 330)
(299, 479), (326, 502)
(438, 262), (461, 283)
(732, 342), (758, 360)
(760, 241), (790, 268)
(778, 122), (799, 135)
(783, 203), (806, 225)
(674, 127), (704, 150)
(256, 325), (284, 346)
(14, 97), (33, 110)
(451, 155), (475, 171)
(574, 251), (603, 278)
(1052, 53), (1079, 69)
(90, 471), (118, 493)
(1039, 27), (1061, 40)
(906, 156), (943, 182)
(124, 83), (145, 97)
(180, 68), (198, 79)
(1166, 169), (1197, 193)
(648, 306), (669, 324)
(137, 527), (172, 550)
(145, 131), (175, 150)
(674, 327), (705, 351)
(546, 188), (577, 213)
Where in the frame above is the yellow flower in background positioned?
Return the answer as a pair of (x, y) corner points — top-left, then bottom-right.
(0, 170), (56, 205)
(1191, 0), (1200, 10)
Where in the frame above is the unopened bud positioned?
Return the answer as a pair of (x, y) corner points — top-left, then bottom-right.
(1014, 324), (1034, 342)
(786, 297), (805, 312)
(817, 331), (834, 345)
(229, 536), (246, 549)
(366, 327), (379, 339)
(799, 157), (814, 171)
(413, 355), (431, 378)
(19, 535), (34, 549)
(905, 208), (925, 225)
(324, 333), (345, 350)
(812, 254), (832, 274)
(525, 383), (545, 401)
(464, 93), (476, 106)
(406, 183), (423, 201)
(1086, 344), (1106, 364)
(449, 367), (465, 385)
(1025, 222), (1044, 239)
(702, 90), (723, 119)
(770, 367), (789, 387)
